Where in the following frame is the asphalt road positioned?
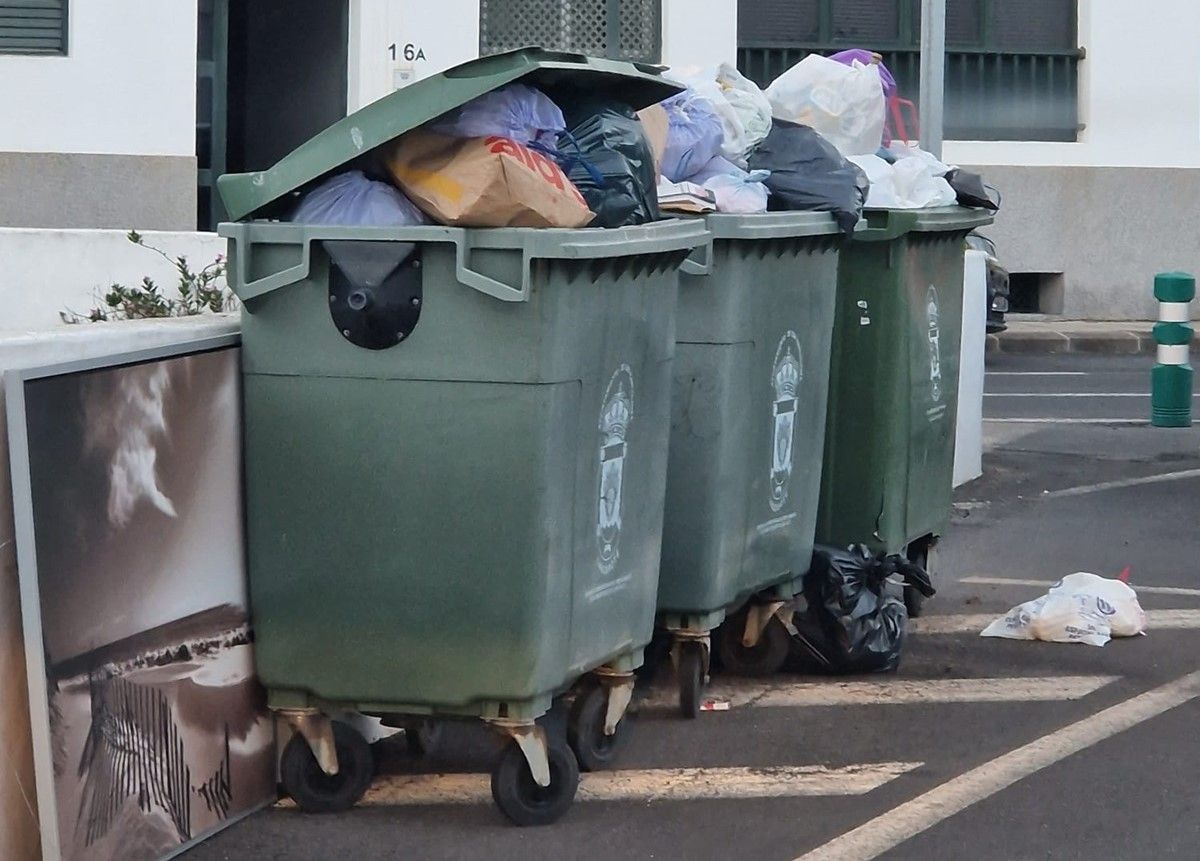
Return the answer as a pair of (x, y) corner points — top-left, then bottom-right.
(190, 353), (1200, 861)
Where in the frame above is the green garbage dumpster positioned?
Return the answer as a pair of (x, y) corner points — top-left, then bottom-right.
(657, 213), (843, 717)
(815, 206), (994, 617)
(217, 49), (706, 826)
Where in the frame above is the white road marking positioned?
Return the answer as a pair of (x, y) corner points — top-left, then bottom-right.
(961, 576), (1200, 598)
(639, 676), (1116, 711)
(985, 392), (1199, 397)
(986, 372), (1088, 377)
(984, 418), (1200, 425)
(911, 609), (1200, 635)
(1038, 468), (1200, 499)
(279, 763), (922, 808)
(792, 669), (1200, 861)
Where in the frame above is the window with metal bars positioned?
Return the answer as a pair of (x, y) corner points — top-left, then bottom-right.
(0, 0), (67, 55)
(738, 0), (1081, 141)
(479, 0), (661, 64)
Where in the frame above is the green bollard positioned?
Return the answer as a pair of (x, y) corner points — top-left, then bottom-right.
(1151, 271), (1195, 427)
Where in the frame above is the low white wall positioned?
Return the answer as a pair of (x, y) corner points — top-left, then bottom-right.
(1, 229), (225, 333)
(954, 250), (987, 488)
(661, 0), (738, 69)
(0, 316), (240, 861)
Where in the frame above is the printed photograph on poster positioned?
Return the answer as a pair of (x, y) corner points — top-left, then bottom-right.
(5, 339), (276, 861)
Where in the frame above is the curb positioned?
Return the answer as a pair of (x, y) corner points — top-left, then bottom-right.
(987, 331), (1200, 356)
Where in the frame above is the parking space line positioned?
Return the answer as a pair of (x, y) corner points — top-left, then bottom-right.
(792, 669), (1200, 861)
(961, 576), (1200, 598)
(986, 372), (1088, 377)
(280, 763), (923, 808)
(1038, 468), (1200, 499)
(639, 676), (1116, 711)
(984, 392), (1169, 397)
(984, 418), (1200, 425)
(911, 609), (1200, 635)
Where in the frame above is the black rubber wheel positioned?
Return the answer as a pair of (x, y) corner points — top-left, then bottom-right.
(717, 611), (791, 677)
(490, 736), (579, 826)
(403, 719), (443, 757)
(567, 680), (631, 771)
(677, 642), (704, 719)
(280, 720), (374, 813)
(905, 542), (936, 618)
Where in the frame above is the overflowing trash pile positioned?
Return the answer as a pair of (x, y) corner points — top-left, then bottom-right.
(288, 50), (997, 231)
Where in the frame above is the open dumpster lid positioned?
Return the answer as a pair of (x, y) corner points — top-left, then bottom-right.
(217, 48), (684, 222)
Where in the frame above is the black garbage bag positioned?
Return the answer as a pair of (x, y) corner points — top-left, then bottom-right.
(793, 545), (935, 674)
(747, 120), (868, 234)
(944, 167), (1001, 211)
(554, 98), (660, 228)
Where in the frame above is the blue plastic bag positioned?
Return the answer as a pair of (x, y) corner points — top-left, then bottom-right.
(291, 171), (428, 226)
(659, 89), (725, 182)
(429, 84), (566, 147)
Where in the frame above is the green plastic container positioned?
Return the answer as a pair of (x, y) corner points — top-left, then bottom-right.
(816, 206), (994, 612)
(217, 49), (705, 825)
(656, 213), (843, 714)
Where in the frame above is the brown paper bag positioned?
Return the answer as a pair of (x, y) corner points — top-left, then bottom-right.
(386, 131), (594, 228)
(636, 105), (669, 179)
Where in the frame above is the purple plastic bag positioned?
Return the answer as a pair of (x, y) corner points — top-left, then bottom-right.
(659, 90), (725, 182)
(829, 49), (897, 100)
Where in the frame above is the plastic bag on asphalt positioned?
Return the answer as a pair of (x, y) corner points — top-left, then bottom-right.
(981, 572), (1147, 646)
(659, 88), (726, 182)
(290, 170), (429, 227)
(792, 545), (935, 674)
(559, 98), (660, 228)
(748, 120), (868, 233)
(765, 55), (885, 157)
(428, 83), (565, 147)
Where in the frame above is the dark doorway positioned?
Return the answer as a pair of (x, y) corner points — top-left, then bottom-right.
(197, 0), (349, 229)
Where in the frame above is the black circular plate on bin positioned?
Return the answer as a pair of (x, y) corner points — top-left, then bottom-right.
(323, 240), (423, 350)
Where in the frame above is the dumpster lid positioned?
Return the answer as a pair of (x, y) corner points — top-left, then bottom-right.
(217, 48), (684, 222)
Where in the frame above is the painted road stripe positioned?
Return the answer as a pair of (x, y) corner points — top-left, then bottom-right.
(984, 418), (1200, 425)
(275, 763), (922, 808)
(961, 576), (1200, 598)
(985, 392), (1200, 397)
(1038, 468), (1200, 499)
(792, 669), (1200, 861)
(986, 371), (1087, 376)
(639, 676), (1116, 711)
(911, 608), (1200, 635)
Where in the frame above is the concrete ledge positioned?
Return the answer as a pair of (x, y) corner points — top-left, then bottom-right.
(986, 321), (1200, 356)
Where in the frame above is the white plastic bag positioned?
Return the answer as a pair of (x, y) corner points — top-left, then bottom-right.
(715, 63), (773, 159)
(291, 171), (429, 227)
(848, 152), (957, 209)
(703, 171), (770, 213)
(981, 573), (1148, 646)
(766, 55), (885, 157)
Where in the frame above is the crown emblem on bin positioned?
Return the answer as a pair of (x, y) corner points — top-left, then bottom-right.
(927, 285), (943, 403)
(769, 332), (803, 514)
(598, 365), (634, 576)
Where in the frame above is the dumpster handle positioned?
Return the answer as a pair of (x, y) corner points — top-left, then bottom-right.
(855, 210), (919, 243)
(679, 236), (713, 277)
(453, 235), (531, 303)
(232, 238), (314, 302)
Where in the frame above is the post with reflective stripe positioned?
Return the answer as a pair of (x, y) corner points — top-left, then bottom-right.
(1152, 271), (1195, 427)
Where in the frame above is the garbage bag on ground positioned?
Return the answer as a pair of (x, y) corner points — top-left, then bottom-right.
(748, 120), (868, 233)
(559, 98), (660, 228)
(945, 168), (1001, 211)
(387, 131), (593, 228)
(849, 153), (957, 209)
(793, 545), (934, 674)
(981, 572), (1147, 646)
(290, 170), (429, 227)
(766, 54), (886, 157)
(428, 83), (565, 147)
(659, 88), (726, 182)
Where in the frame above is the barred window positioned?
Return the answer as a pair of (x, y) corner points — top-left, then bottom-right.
(0, 0), (68, 55)
(480, 0), (661, 64)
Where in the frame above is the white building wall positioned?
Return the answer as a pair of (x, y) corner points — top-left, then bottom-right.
(0, 0), (197, 157)
(945, 0), (1200, 168)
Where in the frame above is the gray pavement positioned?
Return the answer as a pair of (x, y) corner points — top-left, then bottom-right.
(189, 353), (1200, 861)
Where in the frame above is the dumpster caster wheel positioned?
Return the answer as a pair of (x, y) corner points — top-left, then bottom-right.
(677, 642), (705, 719)
(568, 681), (631, 771)
(717, 613), (790, 677)
(905, 542), (936, 618)
(491, 736), (579, 826)
(404, 719), (442, 757)
(281, 721), (374, 813)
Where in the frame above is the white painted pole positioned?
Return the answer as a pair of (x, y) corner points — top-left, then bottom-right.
(919, 0), (946, 158)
